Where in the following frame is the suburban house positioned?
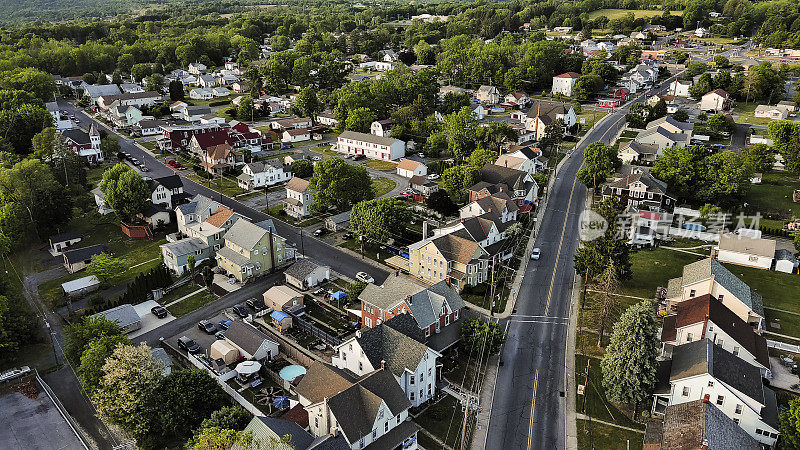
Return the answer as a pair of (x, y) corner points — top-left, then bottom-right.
(408, 175), (439, 198)
(236, 159), (290, 190)
(164, 202), (242, 274)
(459, 191), (519, 230)
(525, 100), (577, 140)
(618, 140), (659, 163)
(97, 91), (162, 110)
(49, 231), (82, 256)
(109, 105), (143, 127)
(134, 119), (166, 136)
(501, 145), (549, 174)
(81, 83), (121, 104)
(295, 362), (418, 450)
(669, 79), (692, 97)
(273, 118), (312, 131)
(94, 304), (142, 334)
(651, 339), (778, 447)
(601, 165), (676, 212)
(284, 177), (312, 219)
(665, 258), (765, 331)
(370, 119), (394, 137)
(471, 163), (538, 207)
(284, 259), (330, 291)
(635, 116), (694, 151)
(190, 88), (213, 100)
(408, 232), (490, 288)
(700, 89), (732, 112)
(324, 211), (351, 232)
(551, 72), (581, 96)
(61, 124), (103, 164)
(176, 194), (225, 234)
(754, 104), (788, 120)
(263, 285), (304, 312)
(201, 143), (244, 175)
(158, 122), (229, 152)
(160, 238), (213, 275)
(712, 233), (776, 270)
(283, 128), (311, 143)
(316, 110), (339, 127)
(216, 219), (293, 282)
(212, 87), (230, 97)
(188, 130), (234, 156)
(146, 174), (187, 209)
(63, 245), (107, 273)
(46, 102), (74, 131)
(504, 91), (530, 108)
(332, 314), (441, 407)
(396, 159), (427, 178)
(660, 294), (770, 377)
(475, 85), (501, 104)
(470, 103), (486, 120)
(643, 399), (762, 450)
(188, 62), (207, 75)
(223, 319), (280, 361)
(336, 130), (406, 161)
(359, 276), (467, 343)
(433, 214), (513, 260)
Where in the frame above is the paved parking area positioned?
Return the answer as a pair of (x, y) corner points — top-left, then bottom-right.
(129, 300), (175, 339)
(166, 306), (259, 358)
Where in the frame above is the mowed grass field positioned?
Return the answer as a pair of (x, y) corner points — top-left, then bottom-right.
(586, 9), (683, 20)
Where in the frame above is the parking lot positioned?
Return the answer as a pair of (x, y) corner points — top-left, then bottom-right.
(129, 300), (175, 339)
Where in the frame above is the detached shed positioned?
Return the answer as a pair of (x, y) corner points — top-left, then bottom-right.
(63, 244), (107, 273)
(210, 340), (239, 365)
(49, 231), (83, 255)
(61, 275), (100, 298)
(283, 259), (330, 290)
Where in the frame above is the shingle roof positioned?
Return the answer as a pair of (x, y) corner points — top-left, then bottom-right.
(431, 233), (486, 264)
(94, 304), (140, 328)
(149, 174), (183, 190)
(679, 258), (764, 316)
(396, 158), (421, 171)
(618, 140), (658, 155)
(479, 164), (530, 191)
(408, 280), (466, 329)
(286, 176), (310, 193)
(355, 319), (431, 377)
(359, 276), (427, 311)
(205, 206), (235, 228)
(160, 238), (208, 257)
(295, 362), (359, 404)
(669, 339), (764, 403)
(224, 320), (274, 356)
(61, 128), (91, 145)
(338, 130), (402, 147)
(661, 294), (769, 368)
(50, 231), (82, 244)
(99, 91), (161, 103)
(526, 100), (573, 121)
(284, 258), (326, 281)
(656, 399), (761, 450)
(176, 194), (220, 218)
(253, 417), (314, 450)
(63, 244), (107, 265)
(224, 219), (269, 251)
(718, 233), (776, 258)
(472, 192), (518, 215)
(605, 166), (668, 194)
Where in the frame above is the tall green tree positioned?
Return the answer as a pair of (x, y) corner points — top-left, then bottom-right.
(476, 122), (516, 154)
(344, 107), (376, 133)
(295, 87), (322, 123)
(779, 397), (800, 448)
(460, 318), (506, 355)
(577, 142), (621, 188)
(349, 198), (411, 241)
(443, 106), (478, 161)
(168, 80), (184, 101)
(601, 300), (660, 406)
(467, 148), (497, 168)
(291, 159), (313, 178)
(441, 165), (480, 204)
(309, 157), (373, 210)
(78, 335), (130, 395)
(0, 159), (73, 239)
(99, 163), (149, 221)
(87, 253), (128, 284)
(65, 315), (125, 366)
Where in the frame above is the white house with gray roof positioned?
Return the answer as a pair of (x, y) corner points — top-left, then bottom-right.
(332, 314), (441, 407)
(284, 258), (330, 291)
(93, 304), (142, 334)
(652, 339), (778, 446)
(665, 258), (765, 331)
(336, 130), (405, 161)
(236, 159), (289, 190)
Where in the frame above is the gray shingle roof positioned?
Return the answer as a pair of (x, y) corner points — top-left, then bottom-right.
(679, 258), (764, 316)
(223, 219), (268, 251)
(224, 320), (274, 355)
(355, 318), (431, 377)
(176, 194), (220, 217)
(216, 246), (251, 268)
(160, 238), (208, 257)
(359, 276), (427, 311)
(94, 304), (140, 329)
(669, 339), (764, 403)
(408, 280), (466, 329)
(656, 399), (762, 450)
(284, 258), (326, 281)
(63, 244), (107, 265)
(338, 130), (402, 147)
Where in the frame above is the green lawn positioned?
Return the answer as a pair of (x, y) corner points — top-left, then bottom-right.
(619, 247), (703, 299)
(37, 211), (167, 308)
(371, 177), (396, 196)
(158, 281), (203, 305)
(413, 395), (473, 450)
(576, 420), (644, 450)
(577, 110), (609, 132)
(586, 9), (682, 20)
(719, 262), (800, 314)
(309, 145), (338, 156)
(166, 289), (217, 317)
(188, 174), (250, 198)
(138, 140), (158, 151)
(733, 103), (773, 126)
(743, 171), (800, 227)
(338, 238), (394, 264)
(576, 355), (645, 430)
(765, 308), (800, 338)
(364, 160), (398, 171)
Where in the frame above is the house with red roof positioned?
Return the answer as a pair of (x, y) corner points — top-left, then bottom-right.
(552, 72), (581, 96)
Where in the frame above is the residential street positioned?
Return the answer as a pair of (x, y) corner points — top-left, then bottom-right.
(484, 74), (679, 450)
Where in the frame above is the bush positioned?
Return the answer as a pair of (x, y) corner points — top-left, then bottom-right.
(208, 100), (228, 107)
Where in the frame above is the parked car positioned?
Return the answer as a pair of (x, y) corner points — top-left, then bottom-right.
(151, 305), (168, 319)
(312, 156), (322, 161)
(178, 336), (201, 353)
(352, 154), (365, 161)
(427, 173), (440, 180)
(313, 288), (326, 296)
(198, 319), (217, 334)
(530, 248), (541, 260)
(0, 366), (30, 382)
(314, 228), (326, 237)
(281, 143), (293, 150)
(218, 319), (233, 330)
(246, 297), (266, 311)
(356, 272), (374, 284)
(215, 330), (226, 340)
(233, 304), (250, 318)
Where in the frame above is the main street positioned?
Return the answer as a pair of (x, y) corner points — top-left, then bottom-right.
(484, 73), (679, 450)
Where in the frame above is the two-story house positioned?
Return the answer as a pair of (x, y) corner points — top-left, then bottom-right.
(652, 339), (779, 447)
(337, 131), (405, 161)
(525, 100), (577, 140)
(660, 294), (770, 377)
(700, 89), (732, 112)
(162, 205), (241, 274)
(459, 192), (519, 223)
(201, 143), (243, 175)
(469, 164), (538, 207)
(359, 277), (467, 341)
(551, 72), (581, 96)
(433, 215), (511, 260)
(109, 105), (143, 127)
(601, 165), (676, 212)
(216, 219), (293, 282)
(665, 258), (765, 331)
(635, 116), (694, 151)
(332, 314), (441, 407)
(617, 140), (659, 164)
(146, 175), (187, 209)
(296, 362), (419, 450)
(408, 232), (490, 289)
(476, 85), (500, 104)
(370, 119), (394, 137)
(236, 159), (290, 190)
(61, 124), (103, 164)
(285, 177), (312, 219)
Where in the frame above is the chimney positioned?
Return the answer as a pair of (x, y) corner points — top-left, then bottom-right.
(407, 295), (412, 305)
(703, 394), (710, 403)
(381, 360), (386, 370)
(422, 221), (428, 240)
(445, 279), (451, 287)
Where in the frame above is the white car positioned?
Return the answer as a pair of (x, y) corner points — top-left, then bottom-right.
(356, 272), (374, 284)
(428, 173), (440, 180)
(0, 366), (30, 382)
(531, 248), (541, 260)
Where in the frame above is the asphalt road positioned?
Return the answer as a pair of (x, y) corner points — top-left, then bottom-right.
(56, 100), (390, 286)
(484, 74), (679, 450)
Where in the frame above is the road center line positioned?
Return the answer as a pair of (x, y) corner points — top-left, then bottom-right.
(526, 369), (540, 449)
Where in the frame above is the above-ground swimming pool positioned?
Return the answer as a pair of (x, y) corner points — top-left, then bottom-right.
(279, 365), (307, 382)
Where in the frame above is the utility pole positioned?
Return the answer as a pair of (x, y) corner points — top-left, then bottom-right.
(300, 229), (305, 257)
(489, 257), (496, 316)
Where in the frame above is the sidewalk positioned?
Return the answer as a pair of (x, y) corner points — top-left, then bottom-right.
(575, 413), (644, 434)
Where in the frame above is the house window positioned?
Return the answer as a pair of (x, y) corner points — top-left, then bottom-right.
(716, 395), (724, 406)
(410, 375), (415, 385)
(359, 361), (363, 371)
(686, 333), (693, 342)
(428, 368), (432, 377)
(315, 417), (319, 428)
(735, 404), (742, 414)
(682, 387), (690, 396)
(384, 422), (389, 433)
(372, 430), (376, 439)
(708, 381), (714, 387)
(410, 392), (415, 401)
(717, 339), (724, 347)
(756, 429), (763, 435)
(733, 418), (739, 425)
(689, 289), (696, 297)
(718, 294), (723, 301)
(733, 346), (739, 356)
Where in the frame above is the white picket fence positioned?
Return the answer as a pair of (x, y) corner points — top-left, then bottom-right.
(767, 339), (800, 354)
